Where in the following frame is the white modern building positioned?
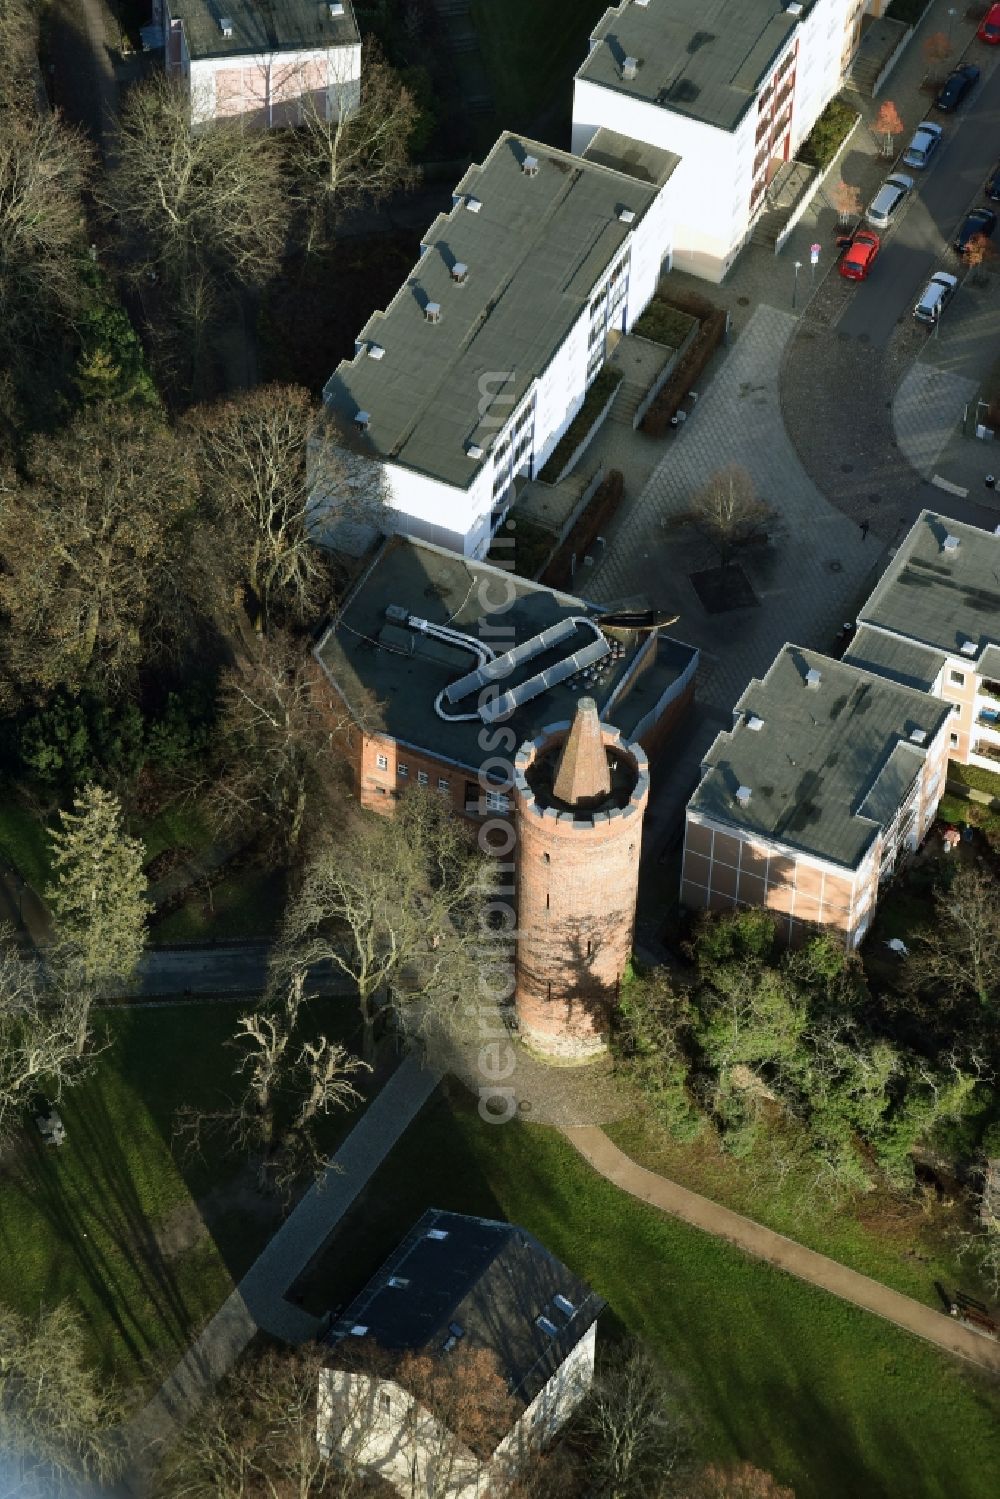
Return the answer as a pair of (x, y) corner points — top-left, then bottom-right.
(317, 129), (679, 558)
(317, 1210), (605, 1499)
(572, 0), (864, 281)
(157, 0), (361, 127)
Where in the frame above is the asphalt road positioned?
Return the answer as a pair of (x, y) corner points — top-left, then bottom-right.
(838, 56), (1000, 346)
(129, 945), (347, 999)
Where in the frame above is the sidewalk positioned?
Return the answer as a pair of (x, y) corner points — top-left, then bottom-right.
(124, 1051), (440, 1490)
(563, 1126), (1000, 1376)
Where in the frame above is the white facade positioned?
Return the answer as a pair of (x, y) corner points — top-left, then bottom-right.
(572, 0), (860, 282)
(316, 164), (674, 560)
(317, 1323), (597, 1499)
(163, 3), (361, 127)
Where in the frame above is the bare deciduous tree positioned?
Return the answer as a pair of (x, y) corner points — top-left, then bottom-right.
(294, 41), (417, 241)
(208, 631), (365, 853)
(0, 403), (199, 699)
(0, 937), (94, 1145)
(392, 1345), (518, 1499)
(872, 100), (904, 157)
(905, 864), (1000, 1010)
(686, 465), (773, 568)
(832, 179), (861, 224)
(576, 1341), (683, 1499)
(0, 1300), (123, 1498)
(922, 30), (953, 80)
(278, 790), (495, 1060)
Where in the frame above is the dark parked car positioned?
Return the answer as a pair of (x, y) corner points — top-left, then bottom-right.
(955, 206), (997, 254)
(935, 64), (980, 112)
(986, 160), (1000, 202)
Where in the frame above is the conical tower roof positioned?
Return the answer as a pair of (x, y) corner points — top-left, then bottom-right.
(552, 697), (611, 808)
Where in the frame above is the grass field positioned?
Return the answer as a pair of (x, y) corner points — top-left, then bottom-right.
(150, 865), (288, 943)
(0, 787), (53, 889)
(291, 1084), (1000, 1499)
(469, 0), (609, 138)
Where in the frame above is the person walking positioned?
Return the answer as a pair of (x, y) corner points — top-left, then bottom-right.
(859, 518), (870, 539)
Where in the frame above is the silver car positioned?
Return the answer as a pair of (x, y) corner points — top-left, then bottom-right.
(902, 121), (943, 170)
(865, 172), (914, 230)
(913, 270), (958, 325)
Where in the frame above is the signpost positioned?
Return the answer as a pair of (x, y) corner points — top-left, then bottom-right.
(810, 242), (821, 286)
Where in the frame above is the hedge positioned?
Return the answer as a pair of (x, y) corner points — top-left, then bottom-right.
(947, 760), (1000, 799)
(540, 470), (625, 591)
(640, 302), (727, 438)
(885, 0), (931, 23)
(631, 300), (697, 349)
(797, 98), (860, 172)
(538, 367), (623, 483)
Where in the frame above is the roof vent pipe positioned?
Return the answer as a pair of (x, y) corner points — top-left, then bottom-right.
(219, 16), (234, 37)
(805, 667), (822, 689)
(522, 155), (539, 177)
(942, 533), (960, 553)
(735, 785), (752, 807)
(622, 56), (639, 80)
(424, 301), (442, 324)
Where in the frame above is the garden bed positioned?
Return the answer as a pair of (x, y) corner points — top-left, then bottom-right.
(538, 367), (623, 484)
(631, 300), (697, 349)
(539, 470), (624, 590)
(797, 97), (863, 172)
(640, 291), (727, 438)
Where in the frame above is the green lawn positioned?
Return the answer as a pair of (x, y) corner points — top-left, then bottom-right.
(0, 787), (53, 889)
(469, 0), (609, 136)
(0, 995), (370, 1393)
(150, 865), (289, 943)
(134, 801), (216, 866)
(291, 1084), (1000, 1499)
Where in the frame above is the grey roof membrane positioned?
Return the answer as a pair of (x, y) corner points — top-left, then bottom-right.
(689, 645), (950, 869)
(323, 132), (673, 490)
(315, 536), (694, 773)
(843, 625), (944, 693)
(169, 0), (358, 59)
(576, 0), (802, 133)
(325, 1210), (604, 1432)
(858, 510), (1000, 666)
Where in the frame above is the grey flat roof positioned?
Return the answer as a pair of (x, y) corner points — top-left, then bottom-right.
(576, 0), (803, 133)
(169, 0), (358, 59)
(315, 536), (695, 772)
(323, 132), (668, 490)
(325, 1210), (603, 1433)
(843, 624), (944, 693)
(857, 510), (1000, 668)
(581, 126), (681, 186)
(689, 645), (950, 869)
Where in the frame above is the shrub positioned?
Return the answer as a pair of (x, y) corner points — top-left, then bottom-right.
(886, 0), (932, 25)
(640, 302), (727, 437)
(74, 300), (158, 408)
(797, 98), (860, 172)
(538, 367), (623, 483)
(632, 299), (697, 349)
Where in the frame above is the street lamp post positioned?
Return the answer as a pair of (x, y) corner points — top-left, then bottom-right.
(947, 7), (957, 43)
(792, 260), (803, 311)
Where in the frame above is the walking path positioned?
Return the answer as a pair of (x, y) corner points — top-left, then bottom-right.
(124, 1052), (440, 1489)
(562, 1126), (1000, 1376)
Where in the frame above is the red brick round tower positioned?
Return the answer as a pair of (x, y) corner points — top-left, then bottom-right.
(513, 697), (649, 1061)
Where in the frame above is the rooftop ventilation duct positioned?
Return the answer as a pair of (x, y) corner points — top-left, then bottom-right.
(354, 409), (370, 431)
(618, 207), (636, 224)
(622, 56), (639, 81)
(219, 16), (234, 37)
(909, 728), (927, 745)
(747, 714), (764, 731)
(424, 301), (442, 324)
(735, 785), (752, 807)
(942, 533), (960, 552)
(522, 155), (539, 177)
(805, 667), (822, 689)
(465, 442), (484, 459)
(329, 1), (345, 16)
(785, 1), (803, 14)
(366, 343), (385, 360)
(465, 195), (482, 213)
(451, 262), (468, 284)
(960, 639), (978, 656)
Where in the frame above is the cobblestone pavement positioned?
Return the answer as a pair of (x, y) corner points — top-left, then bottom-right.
(564, 1127), (1000, 1375)
(893, 362), (980, 479)
(125, 1053), (439, 1490)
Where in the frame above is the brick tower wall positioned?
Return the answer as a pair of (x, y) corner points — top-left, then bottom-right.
(514, 726), (649, 1061)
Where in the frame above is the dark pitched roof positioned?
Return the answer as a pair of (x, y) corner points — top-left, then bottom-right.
(324, 1210), (604, 1420)
(688, 644), (950, 869)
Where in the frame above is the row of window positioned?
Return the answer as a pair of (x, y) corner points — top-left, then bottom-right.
(373, 755), (511, 811)
(375, 752), (449, 792)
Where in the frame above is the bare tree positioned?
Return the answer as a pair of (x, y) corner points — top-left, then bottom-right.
(208, 632), (365, 854)
(905, 864), (1000, 1010)
(922, 31), (953, 82)
(108, 74), (290, 384)
(0, 936), (93, 1145)
(176, 969), (369, 1193)
(152, 1344), (356, 1499)
(278, 790), (495, 1060)
(186, 384), (335, 629)
(293, 41), (417, 242)
(576, 1341), (683, 1499)
(872, 100), (904, 158)
(686, 465), (773, 568)
(0, 403), (200, 699)
(393, 1345), (517, 1499)
(0, 1300), (123, 1499)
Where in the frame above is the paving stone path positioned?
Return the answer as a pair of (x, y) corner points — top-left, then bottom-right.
(562, 1126), (1000, 1376)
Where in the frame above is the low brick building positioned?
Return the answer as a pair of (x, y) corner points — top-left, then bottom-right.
(682, 645), (951, 947)
(845, 510), (1000, 778)
(313, 535), (698, 825)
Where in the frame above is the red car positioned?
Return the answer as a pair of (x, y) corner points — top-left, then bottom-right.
(979, 3), (1000, 42)
(838, 229), (881, 281)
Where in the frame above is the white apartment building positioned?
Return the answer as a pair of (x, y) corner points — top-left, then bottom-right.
(572, 0), (863, 281)
(845, 511), (1000, 780)
(316, 129), (678, 558)
(158, 0), (361, 127)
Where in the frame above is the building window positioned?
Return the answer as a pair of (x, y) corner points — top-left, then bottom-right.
(380, 1392), (392, 1415)
(398, 763), (408, 777)
(438, 777), (450, 793)
(375, 753), (389, 771)
(418, 771), (429, 786)
(950, 670), (966, 686)
(485, 788), (509, 812)
(950, 732), (959, 748)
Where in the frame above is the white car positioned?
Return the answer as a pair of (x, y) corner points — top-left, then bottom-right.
(913, 270), (958, 325)
(902, 121), (943, 170)
(865, 172), (914, 230)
